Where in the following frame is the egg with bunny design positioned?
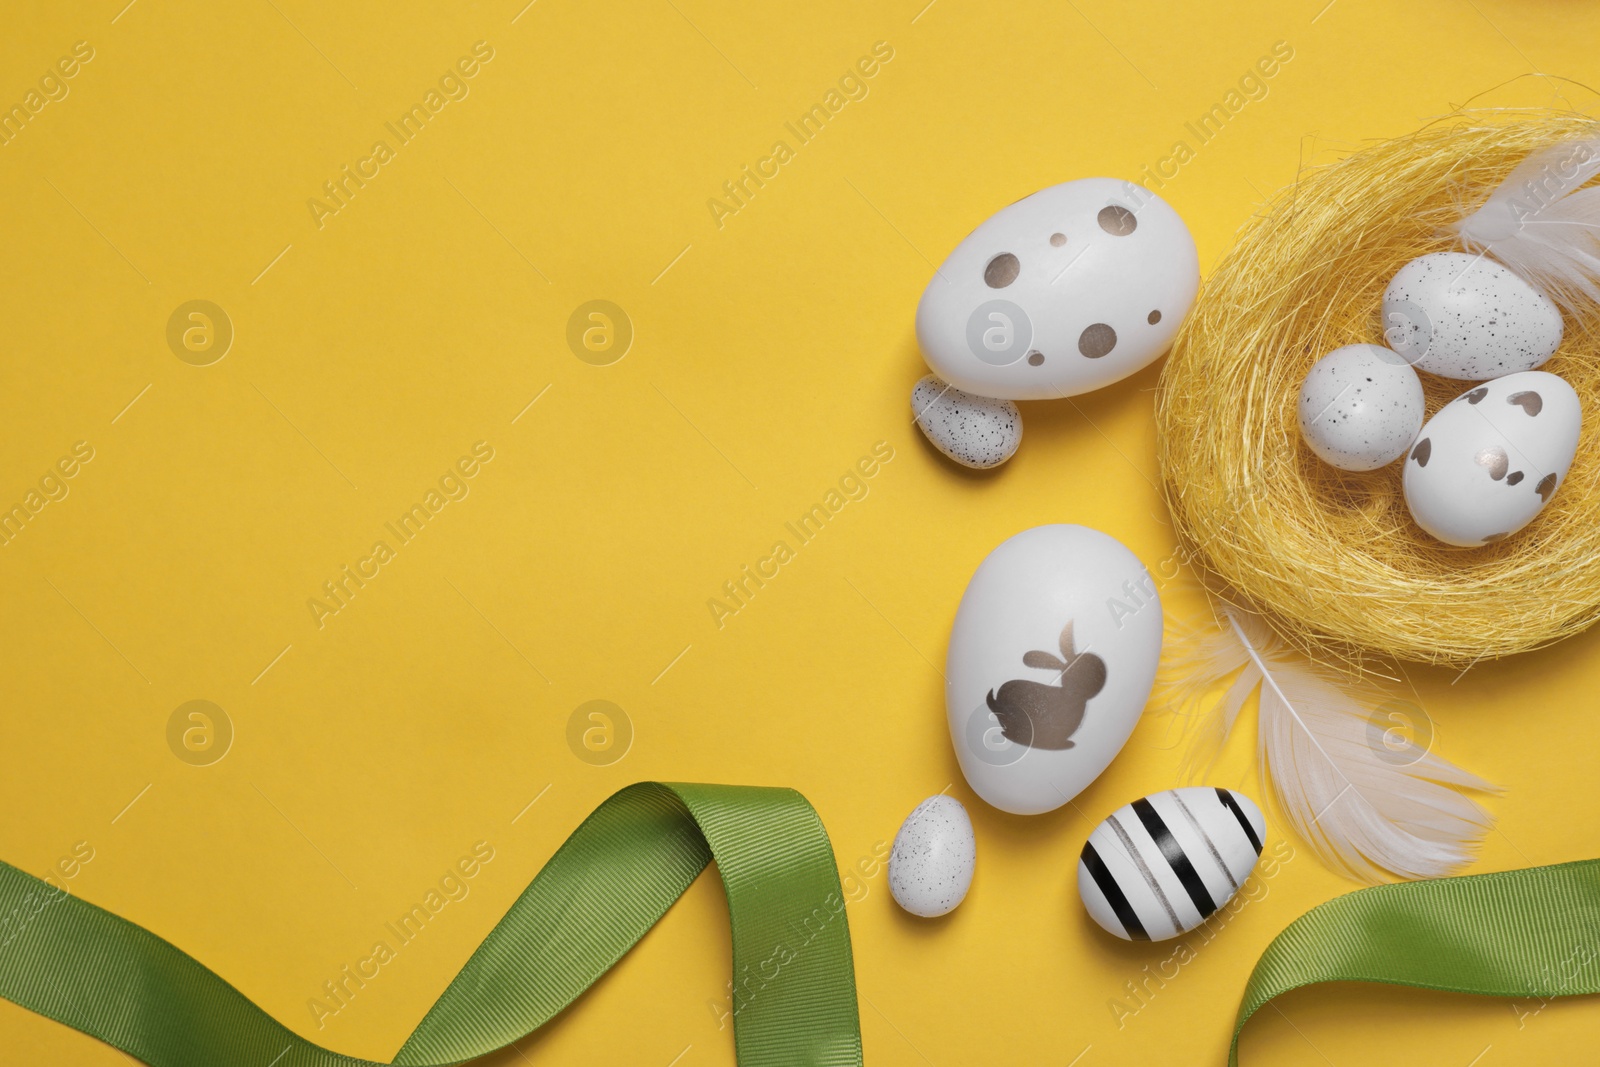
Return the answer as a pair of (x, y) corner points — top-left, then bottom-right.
(947, 525), (1163, 816)
(984, 621), (1106, 750)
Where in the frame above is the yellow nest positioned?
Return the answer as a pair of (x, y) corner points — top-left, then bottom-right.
(1156, 110), (1600, 668)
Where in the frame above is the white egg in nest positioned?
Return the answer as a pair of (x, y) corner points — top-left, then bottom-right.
(1382, 251), (1562, 380)
(1403, 370), (1581, 547)
(1298, 344), (1426, 471)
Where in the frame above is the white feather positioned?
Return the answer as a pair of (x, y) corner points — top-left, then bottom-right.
(1163, 606), (1498, 884)
(1455, 136), (1600, 311)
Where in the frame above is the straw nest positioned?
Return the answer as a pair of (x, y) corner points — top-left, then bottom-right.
(1155, 110), (1600, 669)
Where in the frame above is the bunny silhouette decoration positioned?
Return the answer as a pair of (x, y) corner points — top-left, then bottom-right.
(984, 621), (1107, 750)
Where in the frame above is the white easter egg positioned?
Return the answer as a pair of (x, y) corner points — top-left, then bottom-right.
(888, 795), (976, 917)
(1298, 344), (1425, 470)
(1078, 787), (1264, 941)
(911, 374), (1022, 469)
(946, 525), (1162, 815)
(1403, 370), (1581, 547)
(915, 179), (1199, 400)
(1382, 251), (1563, 380)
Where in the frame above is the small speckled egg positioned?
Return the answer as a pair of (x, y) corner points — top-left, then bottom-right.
(1382, 251), (1563, 379)
(888, 795), (976, 917)
(1403, 370), (1581, 547)
(1078, 787), (1264, 941)
(912, 374), (1022, 469)
(1298, 344), (1425, 470)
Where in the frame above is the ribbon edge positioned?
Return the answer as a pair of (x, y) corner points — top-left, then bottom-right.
(393, 781), (712, 1063)
(667, 782), (866, 1063)
(1228, 857), (1600, 1066)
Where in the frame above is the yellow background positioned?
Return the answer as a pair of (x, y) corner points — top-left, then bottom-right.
(3, 1), (1599, 1063)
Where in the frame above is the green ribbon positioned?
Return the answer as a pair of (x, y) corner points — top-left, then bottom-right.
(11, 780), (1599, 1067)
(1232, 858), (1600, 1064)
(0, 782), (862, 1067)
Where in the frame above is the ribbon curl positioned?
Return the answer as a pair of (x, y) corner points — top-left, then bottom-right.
(0, 782), (863, 1067)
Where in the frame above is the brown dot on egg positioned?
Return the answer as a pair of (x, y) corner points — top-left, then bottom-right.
(1475, 445), (1509, 481)
(1078, 323), (1117, 358)
(1147, 310), (1162, 325)
(1097, 205), (1137, 236)
(1508, 391), (1543, 416)
(1050, 233), (1067, 247)
(1027, 351), (1044, 366)
(984, 253), (1020, 288)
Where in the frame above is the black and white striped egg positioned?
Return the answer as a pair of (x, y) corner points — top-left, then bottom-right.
(1077, 787), (1264, 941)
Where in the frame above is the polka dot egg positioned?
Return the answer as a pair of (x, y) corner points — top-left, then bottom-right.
(1298, 344), (1425, 471)
(914, 178), (1199, 400)
(1403, 370), (1582, 546)
(888, 795), (976, 917)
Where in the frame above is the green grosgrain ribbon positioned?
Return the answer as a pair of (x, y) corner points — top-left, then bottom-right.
(8, 783), (1599, 1067)
(1232, 858), (1600, 1065)
(0, 782), (862, 1067)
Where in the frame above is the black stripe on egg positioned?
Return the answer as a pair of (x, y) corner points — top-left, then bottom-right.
(1172, 789), (1237, 892)
(1132, 797), (1217, 919)
(1080, 841), (1148, 941)
(1106, 813), (1184, 934)
(1078, 787), (1267, 941)
(1216, 788), (1263, 852)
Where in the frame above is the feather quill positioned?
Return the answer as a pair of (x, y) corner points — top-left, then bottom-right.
(1455, 135), (1600, 311)
(1164, 606), (1498, 884)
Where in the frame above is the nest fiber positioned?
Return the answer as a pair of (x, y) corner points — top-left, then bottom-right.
(1156, 112), (1600, 667)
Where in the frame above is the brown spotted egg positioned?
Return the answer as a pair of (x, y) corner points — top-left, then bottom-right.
(915, 179), (1199, 400)
(1403, 370), (1581, 546)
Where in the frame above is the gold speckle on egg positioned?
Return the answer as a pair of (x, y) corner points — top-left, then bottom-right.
(1097, 205), (1137, 236)
(1508, 391), (1543, 416)
(1049, 232), (1067, 247)
(1078, 323), (1118, 359)
(984, 253), (1020, 288)
(1475, 446), (1509, 481)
